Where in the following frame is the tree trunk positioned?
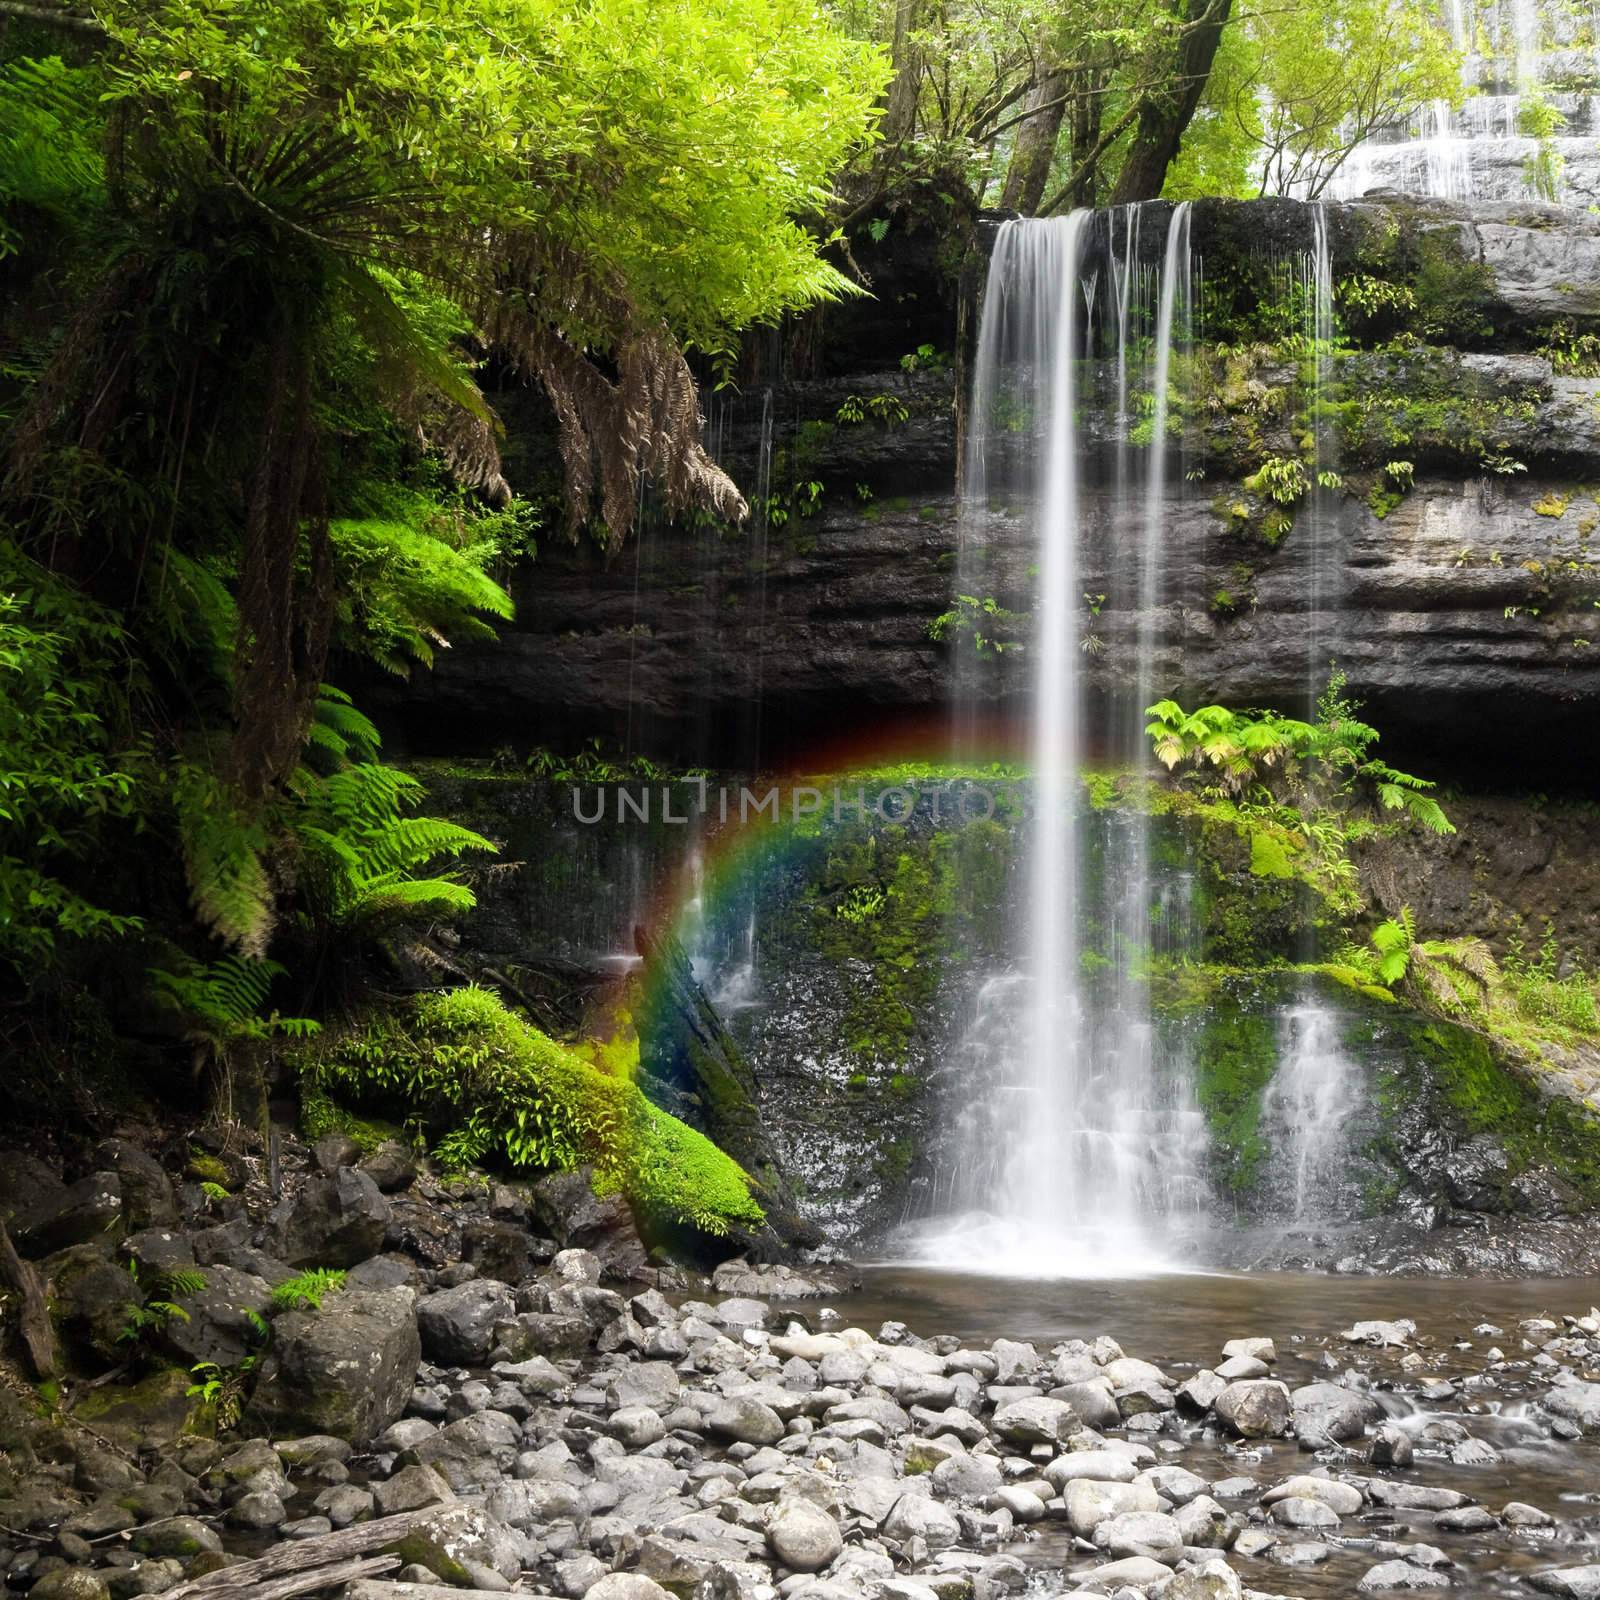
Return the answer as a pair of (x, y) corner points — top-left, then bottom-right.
(880, 0), (925, 150)
(1107, 0), (1235, 205)
(999, 68), (1070, 214)
(1064, 83), (1105, 209)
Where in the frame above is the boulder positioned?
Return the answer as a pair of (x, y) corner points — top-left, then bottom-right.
(707, 1395), (785, 1446)
(1358, 1562), (1453, 1591)
(531, 1167), (648, 1281)
(359, 1142), (419, 1194)
(460, 1220), (532, 1285)
(269, 1168), (391, 1268)
(0, 1152), (65, 1224)
(13, 1174), (124, 1257)
(991, 1395), (1078, 1444)
(249, 1286), (420, 1444)
(94, 1141), (178, 1230)
(31, 1572), (111, 1600)
(1545, 1382), (1600, 1434)
(418, 1279), (517, 1365)
(1065, 1479), (1161, 1538)
(883, 1493), (961, 1548)
(1531, 1570), (1600, 1600)
(1292, 1382), (1381, 1444)
(393, 1503), (525, 1585)
(155, 1265), (273, 1368)
(1213, 1380), (1291, 1438)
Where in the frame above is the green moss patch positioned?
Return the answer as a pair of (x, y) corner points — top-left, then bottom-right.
(297, 987), (763, 1237)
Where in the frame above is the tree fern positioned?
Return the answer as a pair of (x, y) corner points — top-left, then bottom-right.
(0, 57), (106, 254)
(173, 765), (275, 958)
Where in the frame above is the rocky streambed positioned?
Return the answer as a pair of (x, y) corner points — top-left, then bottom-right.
(7, 1130), (1600, 1600)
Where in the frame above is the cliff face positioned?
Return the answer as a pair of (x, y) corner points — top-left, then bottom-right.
(377, 198), (1600, 781)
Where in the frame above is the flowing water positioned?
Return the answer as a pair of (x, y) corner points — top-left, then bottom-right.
(1261, 1003), (1365, 1221)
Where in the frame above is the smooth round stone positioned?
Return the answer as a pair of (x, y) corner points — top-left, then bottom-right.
(767, 1499), (843, 1572)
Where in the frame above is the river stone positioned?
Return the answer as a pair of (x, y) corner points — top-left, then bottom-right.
(1065, 1479), (1161, 1537)
(372, 1465), (455, 1516)
(992, 1395), (1078, 1443)
(1269, 1495), (1340, 1530)
(1152, 1558), (1243, 1600)
(418, 1279), (516, 1364)
(1051, 1378), (1120, 1428)
(1213, 1380), (1291, 1438)
(1531, 1569), (1600, 1599)
(884, 1493), (961, 1547)
(1545, 1382), (1600, 1433)
(1262, 1476), (1365, 1516)
(586, 1578), (674, 1600)
(1175, 1496), (1238, 1549)
(1293, 1382), (1381, 1443)
(1221, 1337), (1276, 1364)
(132, 1518), (223, 1559)
(1358, 1562), (1453, 1591)
(1372, 1423), (1415, 1468)
(1215, 1355), (1269, 1381)
(1085, 1556), (1175, 1590)
(1094, 1510), (1183, 1561)
(767, 1499), (843, 1571)
(932, 1453), (1005, 1499)
(1504, 1502), (1556, 1528)
(228, 1491), (287, 1529)
(30, 1572), (111, 1600)
(270, 1167), (391, 1268)
(485, 1479), (587, 1529)
(1142, 1466), (1209, 1506)
(1176, 1371), (1227, 1413)
(1046, 1450), (1139, 1489)
(608, 1361), (681, 1411)
(248, 1286), (420, 1444)
(1343, 1320), (1415, 1347)
(708, 1395), (785, 1446)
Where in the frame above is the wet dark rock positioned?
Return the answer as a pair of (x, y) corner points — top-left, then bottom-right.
(14, 1174), (124, 1257)
(418, 1279), (517, 1364)
(154, 1265), (273, 1368)
(461, 1219), (533, 1284)
(268, 1168), (391, 1268)
(94, 1142), (178, 1230)
(360, 1142), (419, 1194)
(530, 1168), (648, 1282)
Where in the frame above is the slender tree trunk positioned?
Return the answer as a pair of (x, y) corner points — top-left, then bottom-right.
(1065, 82), (1105, 209)
(1108, 0), (1235, 205)
(880, 0), (926, 150)
(999, 67), (1069, 213)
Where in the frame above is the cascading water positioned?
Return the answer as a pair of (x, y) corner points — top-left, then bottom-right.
(1261, 1005), (1363, 1221)
(916, 207), (1214, 1275)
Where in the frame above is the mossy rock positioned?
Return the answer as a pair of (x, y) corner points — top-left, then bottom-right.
(73, 1367), (204, 1450)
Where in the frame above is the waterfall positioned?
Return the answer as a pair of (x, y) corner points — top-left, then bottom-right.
(916, 208), (1212, 1276)
(1261, 1004), (1362, 1221)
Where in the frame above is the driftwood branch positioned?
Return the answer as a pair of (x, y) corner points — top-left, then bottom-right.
(159, 1511), (438, 1600)
(0, 1220), (57, 1380)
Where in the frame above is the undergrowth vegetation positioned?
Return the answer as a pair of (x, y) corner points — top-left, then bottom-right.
(298, 987), (764, 1238)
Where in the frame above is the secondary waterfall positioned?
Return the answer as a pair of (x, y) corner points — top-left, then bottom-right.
(1261, 1005), (1363, 1221)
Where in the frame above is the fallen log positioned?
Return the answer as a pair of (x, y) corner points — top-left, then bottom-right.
(157, 1510), (436, 1600)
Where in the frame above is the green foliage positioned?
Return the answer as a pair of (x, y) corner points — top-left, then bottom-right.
(1169, 0), (1460, 198)
(927, 594), (1028, 655)
(1518, 91), (1566, 202)
(271, 1269), (348, 1313)
(1370, 905), (1417, 986)
(151, 955), (319, 1068)
(0, 549), (147, 972)
(1536, 320), (1600, 378)
(118, 1263), (207, 1350)
(298, 987), (763, 1236)
(186, 1358), (256, 1432)
(1243, 455), (1310, 506)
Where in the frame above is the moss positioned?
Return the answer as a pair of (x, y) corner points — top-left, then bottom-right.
(296, 987), (763, 1238)
(299, 1091), (401, 1153)
(1406, 1021), (1600, 1204)
(183, 1153), (231, 1188)
(392, 1534), (472, 1587)
(1190, 998), (1281, 1192)
(1249, 831), (1296, 880)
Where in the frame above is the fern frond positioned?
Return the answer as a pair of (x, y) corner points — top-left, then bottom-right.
(174, 769), (274, 956)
